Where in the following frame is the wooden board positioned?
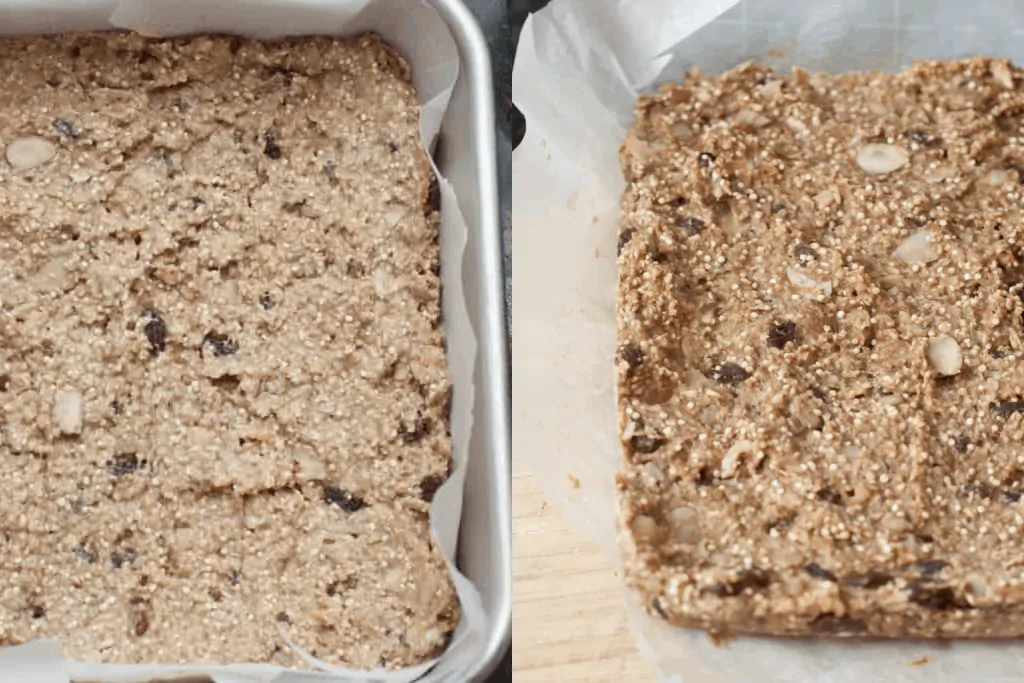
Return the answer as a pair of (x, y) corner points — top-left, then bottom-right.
(512, 465), (654, 683)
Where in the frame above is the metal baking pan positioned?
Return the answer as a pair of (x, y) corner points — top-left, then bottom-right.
(426, 0), (511, 679)
(0, 0), (509, 680)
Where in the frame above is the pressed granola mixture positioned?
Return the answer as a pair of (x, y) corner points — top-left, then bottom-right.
(0, 32), (457, 668)
(616, 58), (1024, 637)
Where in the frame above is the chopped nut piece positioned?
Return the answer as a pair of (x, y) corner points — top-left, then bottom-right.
(991, 60), (1015, 89)
(855, 143), (909, 175)
(786, 267), (833, 297)
(6, 136), (56, 171)
(54, 389), (84, 436)
(720, 440), (755, 479)
(893, 229), (939, 264)
(927, 335), (963, 377)
(631, 515), (659, 542)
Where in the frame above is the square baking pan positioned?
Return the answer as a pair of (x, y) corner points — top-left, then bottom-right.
(0, 0), (510, 680)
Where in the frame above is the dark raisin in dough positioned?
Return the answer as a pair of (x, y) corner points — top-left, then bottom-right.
(704, 362), (750, 387)
(677, 217), (704, 236)
(630, 435), (664, 454)
(323, 485), (367, 512)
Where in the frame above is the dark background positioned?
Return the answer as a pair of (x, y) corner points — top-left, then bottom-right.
(469, 0), (546, 679)
(464, 1), (511, 679)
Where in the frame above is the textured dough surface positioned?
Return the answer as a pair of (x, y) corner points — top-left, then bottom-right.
(616, 58), (1024, 638)
(0, 32), (457, 668)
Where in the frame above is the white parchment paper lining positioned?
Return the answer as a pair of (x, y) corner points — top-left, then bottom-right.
(0, 1), (485, 681)
(512, 1), (1024, 681)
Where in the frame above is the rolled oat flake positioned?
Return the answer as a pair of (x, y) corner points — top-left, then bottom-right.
(6, 136), (56, 171)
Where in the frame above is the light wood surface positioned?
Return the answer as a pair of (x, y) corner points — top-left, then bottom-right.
(512, 463), (655, 682)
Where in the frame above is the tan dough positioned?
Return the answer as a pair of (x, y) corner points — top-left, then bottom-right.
(616, 58), (1024, 638)
(0, 32), (457, 668)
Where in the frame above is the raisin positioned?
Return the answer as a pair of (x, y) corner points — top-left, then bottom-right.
(1005, 490), (1023, 503)
(630, 435), (664, 454)
(210, 374), (241, 392)
(0, 375), (8, 392)
(323, 485), (366, 512)
(811, 613), (866, 634)
(52, 118), (79, 139)
(650, 596), (670, 619)
(709, 568), (770, 597)
(230, 569), (242, 586)
(275, 611), (292, 624)
(133, 611), (150, 637)
(842, 570), (893, 589)
(143, 309), (167, 355)
(677, 217), (705, 237)
(992, 400), (1024, 418)
(770, 203), (785, 214)
(765, 511), (794, 532)
(903, 130), (936, 147)
(398, 415), (432, 443)
(107, 453), (143, 477)
(695, 466), (715, 487)
(816, 487), (843, 505)
(443, 388), (453, 437)
(111, 548), (139, 569)
(804, 563), (837, 582)
(265, 65), (295, 86)
(621, 344), (644, 368)
(427, 175), (441, 213)
(766, 321), (798, 349)
(697, 151), (716, 168)
(617, 228), (636, 256)
(909, 585), (970, 610)
(952, 434), (970, 453)
(419, 474), (446, 503)
(323, 160), (338, 183)
(704, 362), (750, 387)
(913, 559), (948, 575)
(958, 482), (996, 499)
(202, 332), (239, 358)
(795, 244), (816, 263)
(30, 605), (45, 619)
(110, 399), (124, 415)
(263, 132), (282, 160)
(73, 546), (97, 564)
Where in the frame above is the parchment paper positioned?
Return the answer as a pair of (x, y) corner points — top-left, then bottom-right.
(512, 1), (1024, 681)
(0, 1), (485, 681)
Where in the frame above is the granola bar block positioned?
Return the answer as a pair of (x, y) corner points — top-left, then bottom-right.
(0, 32), (457, 667)
(616, 58), (1024, 638)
